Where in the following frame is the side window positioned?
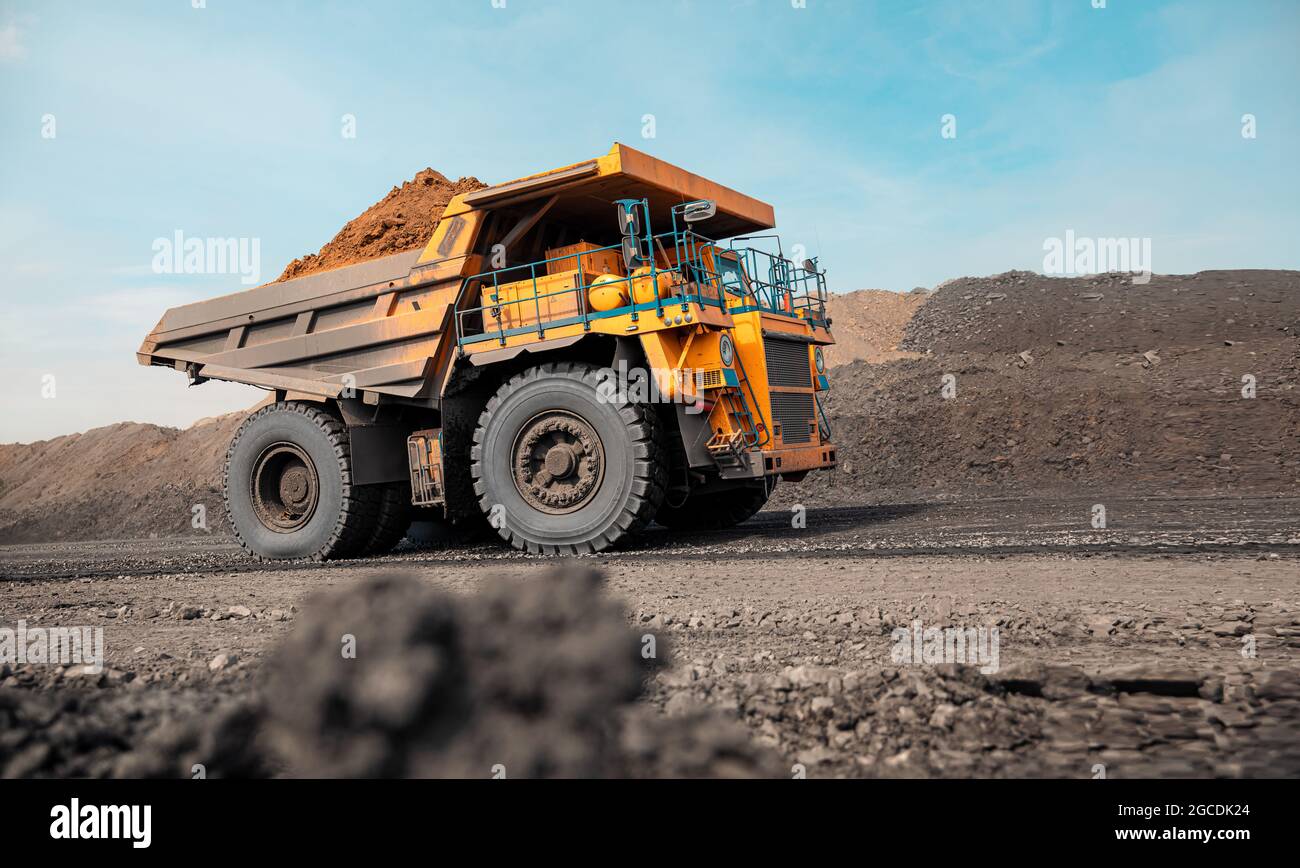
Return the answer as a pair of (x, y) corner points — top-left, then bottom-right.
(716, 254), (748, 296)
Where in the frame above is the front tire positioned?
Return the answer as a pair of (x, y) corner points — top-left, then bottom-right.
(223, 401), (378, 561)
(471, 362), (666, 554)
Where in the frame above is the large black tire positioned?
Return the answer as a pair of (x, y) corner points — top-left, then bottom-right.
(358, 482), (412, 556)
(654, 481), (773, 531)
(223, 401), (379, 561)
(471, 362), (667, 554)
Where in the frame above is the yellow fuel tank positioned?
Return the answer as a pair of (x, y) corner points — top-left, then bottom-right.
(588, 274), (630, 311)
(630, 266), (677, 305)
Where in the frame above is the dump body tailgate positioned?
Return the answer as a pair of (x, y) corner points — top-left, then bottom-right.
(137, 249), (478, 402)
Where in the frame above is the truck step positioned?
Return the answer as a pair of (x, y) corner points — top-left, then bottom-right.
(706, 430), (752, 468)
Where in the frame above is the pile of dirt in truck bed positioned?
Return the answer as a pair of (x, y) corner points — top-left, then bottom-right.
(1, 567), (779, 778)
(822, 288), (928, 367)
(779, 269), (1300, 508)
(275, 168), (486, 282)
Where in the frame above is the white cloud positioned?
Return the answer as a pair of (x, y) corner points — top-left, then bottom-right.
(0, 22), (25, 62)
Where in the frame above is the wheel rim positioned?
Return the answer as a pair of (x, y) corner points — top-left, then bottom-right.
(511, 410), (605, 515)
(250, 442), (320, 532)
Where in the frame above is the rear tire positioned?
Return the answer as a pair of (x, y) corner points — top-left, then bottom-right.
(358, 482), (412, 556)
(654, 480), (773, 531)
(223, 401), (378, 561)
(471, 362), (667, 554)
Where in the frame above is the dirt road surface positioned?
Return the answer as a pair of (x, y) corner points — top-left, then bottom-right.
(4, 493), (1297, 778)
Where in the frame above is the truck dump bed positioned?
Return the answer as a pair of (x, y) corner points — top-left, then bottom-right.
(137, 144), (776, 406)
(137, 249), (453, 401)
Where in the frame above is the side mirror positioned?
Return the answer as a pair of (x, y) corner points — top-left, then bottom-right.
(616, 202), (641, 237)
(802, 259), (817, 273)
(682, 200), (716, 223)
(621, 236), (643, 270)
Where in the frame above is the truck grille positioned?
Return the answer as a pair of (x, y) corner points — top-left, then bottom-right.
(770, 392), (815, 444)
(764, 337), (812, 388)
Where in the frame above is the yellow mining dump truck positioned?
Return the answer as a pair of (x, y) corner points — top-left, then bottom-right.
(138, 144), (837, 559)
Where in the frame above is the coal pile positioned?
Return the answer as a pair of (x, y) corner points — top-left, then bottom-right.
(263, 569), (648, 777)
(0, 687), (267, 779)
(902, 269), (1299, 356)
(780, 269), (1300, 507)
(263, 568), (779, 777)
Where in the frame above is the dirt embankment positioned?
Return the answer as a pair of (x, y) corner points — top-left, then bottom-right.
(822, 288), (928, 367)
(276, 168), (486, 282)
(0, 414), (245, 543)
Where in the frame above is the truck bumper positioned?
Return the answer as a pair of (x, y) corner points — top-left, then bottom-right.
(718, 443), (838, 480)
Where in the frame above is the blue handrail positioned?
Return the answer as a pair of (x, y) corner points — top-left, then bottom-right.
(454, 202), (830, 346)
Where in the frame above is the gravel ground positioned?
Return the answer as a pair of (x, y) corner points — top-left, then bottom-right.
(2, 494), (1297, 778)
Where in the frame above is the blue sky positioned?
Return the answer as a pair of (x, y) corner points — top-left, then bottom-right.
(1, 0), (1297, 441)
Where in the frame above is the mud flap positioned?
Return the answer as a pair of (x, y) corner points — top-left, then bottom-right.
(675, 404), (716, 469)
(348, 424), (411, 485)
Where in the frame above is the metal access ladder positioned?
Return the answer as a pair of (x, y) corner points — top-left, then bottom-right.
(707, 353), (767, 468)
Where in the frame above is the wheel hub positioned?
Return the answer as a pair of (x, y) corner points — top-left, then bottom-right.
(512, 411), (604, 514)
(280, 467), (310, 507)
(251, 443), (320, 532)
(543, 444), (576, 478)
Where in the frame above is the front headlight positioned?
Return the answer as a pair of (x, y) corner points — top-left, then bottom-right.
(718, 333), (735, 367)
(813, 346), (825, 373)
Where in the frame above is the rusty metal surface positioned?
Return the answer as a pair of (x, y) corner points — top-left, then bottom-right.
(138, 250), (467, 405)
(157, 250), (422, 334)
